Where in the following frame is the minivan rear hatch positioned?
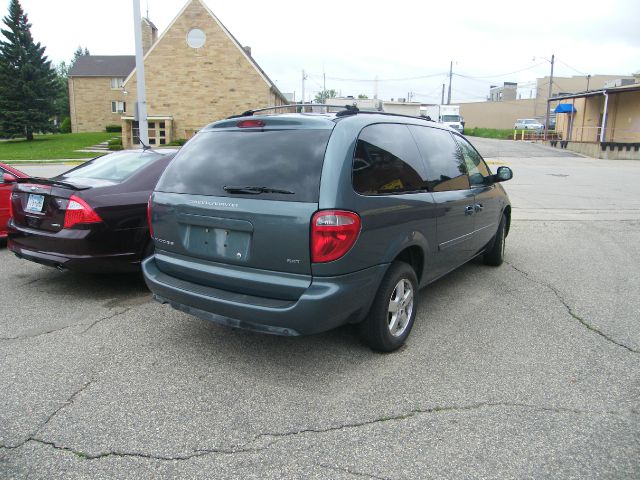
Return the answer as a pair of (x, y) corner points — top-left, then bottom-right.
(151, 118), (334, 298)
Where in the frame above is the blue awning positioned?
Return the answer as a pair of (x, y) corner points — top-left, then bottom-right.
(555, 104), (576, 113)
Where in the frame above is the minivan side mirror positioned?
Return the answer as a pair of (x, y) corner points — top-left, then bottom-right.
(492, 166), (513, 183)
(2, 173), (17, 184)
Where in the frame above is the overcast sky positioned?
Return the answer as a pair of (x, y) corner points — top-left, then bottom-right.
(8, 0), (640, 103)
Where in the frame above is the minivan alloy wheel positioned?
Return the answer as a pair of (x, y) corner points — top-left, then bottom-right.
(388, 279), (414, 337)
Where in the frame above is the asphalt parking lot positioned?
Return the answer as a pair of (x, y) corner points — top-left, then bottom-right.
(1, 139), (639, 479)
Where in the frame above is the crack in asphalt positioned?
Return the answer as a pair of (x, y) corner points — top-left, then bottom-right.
(80, 308), (131, 334)
(0, 380), (94, 450)
(24, 439), (263, 461)
(4, 401), (632, 462)
(0, 307), (132, 341)
(319, 463), (392, 480)
(0, 323), (77, 341)
(506, 261), (639, 354)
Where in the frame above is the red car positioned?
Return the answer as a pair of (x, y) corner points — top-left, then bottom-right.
(0, 163), (28, 239)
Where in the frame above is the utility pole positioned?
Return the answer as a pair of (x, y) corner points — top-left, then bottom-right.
(447, 61), (453, 105)
(133, 0), (148, 146)
(323, 70), (326, 100)
(544, 53), (555, 141)
(586, 74), (591, 92)
(441, 83), (445, 105)
(301, 69), (306, 107)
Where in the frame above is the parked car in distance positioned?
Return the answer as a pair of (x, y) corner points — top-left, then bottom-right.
(0, 163), (28, 239)
(514, 118), (544, 130)
(143, 108), (512, 352)
(8, 148), (177, 272)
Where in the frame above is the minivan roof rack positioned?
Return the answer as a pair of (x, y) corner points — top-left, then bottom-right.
(226, 104), (436, 123)
(227, 104), (363, 119)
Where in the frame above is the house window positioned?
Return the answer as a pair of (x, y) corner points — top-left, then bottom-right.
(111, 77), (125, 89)
(111, 101), (126, 114)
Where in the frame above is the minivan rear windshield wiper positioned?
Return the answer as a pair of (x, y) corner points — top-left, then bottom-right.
(223, 186), (295, 195)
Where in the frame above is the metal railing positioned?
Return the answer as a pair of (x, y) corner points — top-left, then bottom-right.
(512, 129), (560, 141)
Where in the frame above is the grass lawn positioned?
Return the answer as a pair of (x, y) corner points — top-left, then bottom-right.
(0, 132), (119, 161)
(464, 127), (514, 140)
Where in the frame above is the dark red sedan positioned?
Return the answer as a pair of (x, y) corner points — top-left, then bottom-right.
(0, 163), (29, 239)
(8, 149), (177, 273)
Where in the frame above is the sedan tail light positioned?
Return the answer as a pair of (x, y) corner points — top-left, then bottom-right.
(8, 193), (14, 220)
(311, 210), (361, 263)
(64, 194), (102, 228)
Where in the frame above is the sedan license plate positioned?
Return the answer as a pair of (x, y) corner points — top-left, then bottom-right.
(26, 194), (45, 213)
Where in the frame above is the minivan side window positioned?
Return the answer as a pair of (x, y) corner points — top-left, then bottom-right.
(408, 126), (470, 192)
(454, 135), (491, 187)
(352, 124), (429, 195)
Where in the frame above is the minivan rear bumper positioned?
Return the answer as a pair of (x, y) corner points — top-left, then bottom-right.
(142, 256), (388, 336)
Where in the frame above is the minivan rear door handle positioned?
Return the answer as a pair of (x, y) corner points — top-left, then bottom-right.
(464, 205), (474, 216)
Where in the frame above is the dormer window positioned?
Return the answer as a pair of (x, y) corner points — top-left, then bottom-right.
(111, 77), (125, 89)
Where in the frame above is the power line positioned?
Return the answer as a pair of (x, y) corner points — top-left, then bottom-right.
(307, 72), (447, 83)
(555, 58), (587, 76)
(455, 62), (548, 81)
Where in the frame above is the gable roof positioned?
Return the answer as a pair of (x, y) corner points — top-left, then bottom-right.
(124, 0), (286, 103)
(69, 55), (136, 77)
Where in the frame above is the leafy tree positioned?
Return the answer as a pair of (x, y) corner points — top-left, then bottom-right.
(358, 94), (369, 99)
(314, 89), (337, 103)
(0, 0), (58, 140)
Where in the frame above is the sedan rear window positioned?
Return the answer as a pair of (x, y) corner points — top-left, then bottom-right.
(156, 130), (332, 203)
(59, 151), (162, 183)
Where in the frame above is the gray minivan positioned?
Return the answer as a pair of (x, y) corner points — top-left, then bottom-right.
(143, 108), (512, 351)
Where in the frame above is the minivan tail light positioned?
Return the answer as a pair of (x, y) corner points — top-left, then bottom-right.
(311, 210), (361, 263)
(63, 194), (102, 228)
(147, 196), (153, 237)
(237, 119), (265, 128)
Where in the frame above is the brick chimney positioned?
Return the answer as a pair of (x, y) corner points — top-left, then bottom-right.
(141, 18), (158, 55)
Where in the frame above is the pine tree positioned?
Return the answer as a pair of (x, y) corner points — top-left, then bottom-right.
(0, 0), (58, 140)
(71, 45), (90, 66)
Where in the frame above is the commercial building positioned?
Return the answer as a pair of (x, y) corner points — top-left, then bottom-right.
(552, 83), (640, 160)
(460, 75), (636, 130)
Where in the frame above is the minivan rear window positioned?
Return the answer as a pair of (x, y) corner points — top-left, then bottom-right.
(156, 130), (332, 203)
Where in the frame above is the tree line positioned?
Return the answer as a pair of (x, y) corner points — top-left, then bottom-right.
(0, 0), (87, 140)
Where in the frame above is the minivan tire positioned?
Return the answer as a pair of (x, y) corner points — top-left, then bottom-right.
(483, 214), (506, 266)
(360, 261), (418, 352)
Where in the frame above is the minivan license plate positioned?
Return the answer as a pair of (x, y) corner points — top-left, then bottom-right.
(26, 194), (45, 213)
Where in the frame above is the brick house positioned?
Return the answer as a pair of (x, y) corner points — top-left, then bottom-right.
(68, 0), (287, 147)
(68, 56), (135, 133)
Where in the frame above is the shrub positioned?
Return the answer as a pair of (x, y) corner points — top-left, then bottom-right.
(108, 144), (124, 151)
(167, 138), (187, 146)
(105, 124), (122, 133)
(59, 117), (71, 134)
(107, 137), (122, 147)
(463, 127), (514, 140)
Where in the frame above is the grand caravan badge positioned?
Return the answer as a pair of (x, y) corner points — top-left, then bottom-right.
(188, 200), (239, 208)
